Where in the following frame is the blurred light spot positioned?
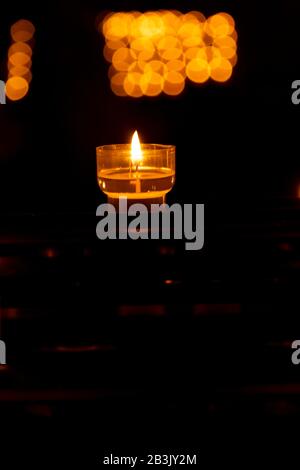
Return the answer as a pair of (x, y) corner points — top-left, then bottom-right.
(158, 35), (181, 51)
(0, 308), (19, 319)
(163, 278), (181, 286)
(207, 46), (222, 60)
(182, 35), (204, 48)
(112, 47), (136, 71)
(7, 19), (35, 101)
(131, 37), (154, 56)
(129, 60), (147, 74)
(207, 13), (235, 37)
(219, 13), (235, 34)
(166, 59), (186, 75)
(103, 12), (130, 40)
(5, 76), (29, 101)
(210, 57), (233, 82)
(8, 42), (32, 57)
(229, 53), (238, 67)
(214, 36), (237, 59)
(184, 47), (203, 62)
(278, 242), (293, 252)
(163, 71), (185, 95)
(231, 30), (238, 42)
(11, 19), (35, 42)
(103, 44), (114, 63)
(42, 247), (58, 259)
(100, 10), (237, 96)
(186, 11), (206, 24)
(107, 39), (128, 50)
(141, 70), (163, 96)
(160, 47), (182, 61)
(139, 12), (165, 39)
(8, 66), (32, 83)
(138, 49), (155, 62)
(160, 11), (181, 34)
(9, 52), (31, 67)
(107, 64), (117, 79)
(144, 60), (166, 75)
(123, 72), (143, 97)
(186, 58), (210, 83)
(118, 304), (166, 316)
(110, 72), (127, 96)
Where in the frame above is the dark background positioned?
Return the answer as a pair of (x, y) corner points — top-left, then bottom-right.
(0, 0), (299, 213)
(0, 1), (299, 467)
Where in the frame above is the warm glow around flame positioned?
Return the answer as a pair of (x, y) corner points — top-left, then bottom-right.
(131, 130), (143, 162)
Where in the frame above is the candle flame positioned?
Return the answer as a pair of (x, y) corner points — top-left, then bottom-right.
(131, 130), (142, 163)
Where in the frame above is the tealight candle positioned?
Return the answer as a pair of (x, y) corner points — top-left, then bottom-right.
(96, 131), (175, 206)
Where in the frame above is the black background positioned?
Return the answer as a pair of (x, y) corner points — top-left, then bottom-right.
(0, 1), (299, 467)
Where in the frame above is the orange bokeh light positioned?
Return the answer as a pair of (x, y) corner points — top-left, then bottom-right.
(141, 71), (164, 96)
(8, 66), (32, 83)
(163, 71), (185, 95)
(214, 36), (237, 59)
(112, 47), (136, 71)
(10, 19), (35, 42)
(8, 51), (31, 67)
(207, 13), (235, 37)
(5, 76), (29, 101)
(101, 10), (237, 96)
(110, 72), (127, 96)
(7, 19), (35, 101)
(123, 72), (143, 98)
(8, 42), (32, 58)
(166, 59), (185, 75)
(210, 57), (233, 82)
(186, 58), (210, 84)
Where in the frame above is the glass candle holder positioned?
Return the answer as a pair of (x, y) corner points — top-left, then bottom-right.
(96, 143), (176, 206)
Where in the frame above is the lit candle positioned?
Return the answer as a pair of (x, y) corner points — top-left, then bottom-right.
(96, 131), (175, 207)
(130, 130), (142, 194)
